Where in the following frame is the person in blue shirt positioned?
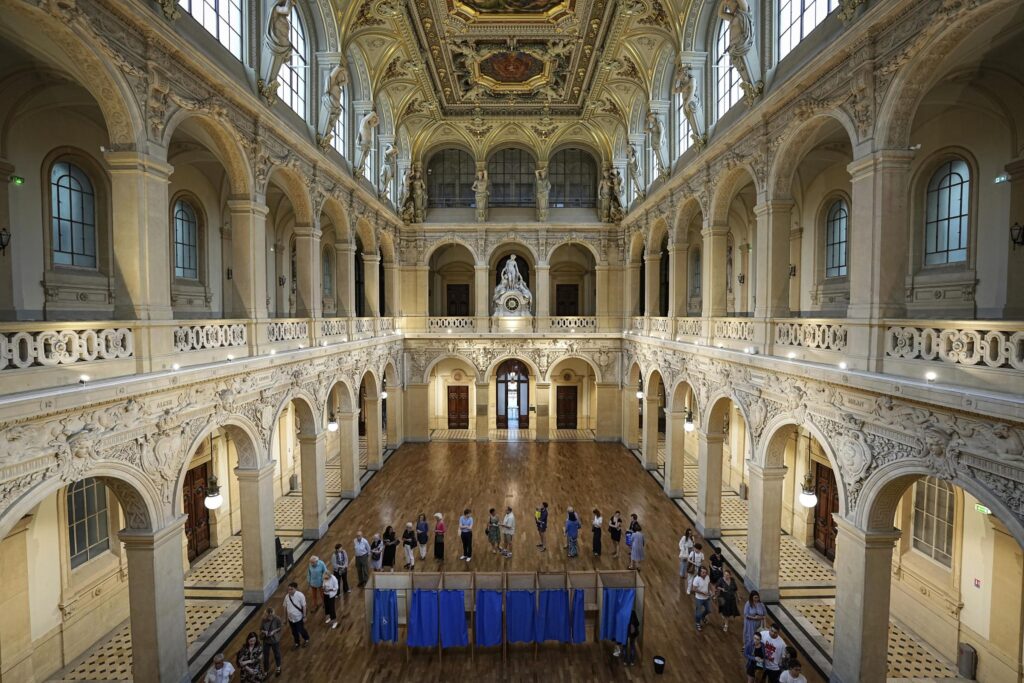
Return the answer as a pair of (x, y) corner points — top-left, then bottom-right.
(564, 507), (581, 558)
(535, 501), (549, 552)
(306, 555), (328, 612)
(416, 513), (430, 561)
(458, 508), (474, 563)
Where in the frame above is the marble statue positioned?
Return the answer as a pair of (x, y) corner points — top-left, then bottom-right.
(317, 62), (348, 148)
(626, 143), (646, 200)
(672, 61), (707, 149)
(608, 167), (625, 221)
(718, 0), (762, 99)
(259, 0), (297, 103)
(598, 172), (612, 223)
(355, 110), (379, 178)
(378, 143), (398, 199)
(411, 164), (427, 222)
(645, 110), (666, 176)
(535, 167), (551, 222)
(472, 168), (489, 223)
(492, 254), (533, 315)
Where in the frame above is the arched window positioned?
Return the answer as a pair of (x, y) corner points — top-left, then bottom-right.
(824, 199), (848, 278)
(714, 21), (743, 119)
(675, 86), (692, 156)
(50, 160), (98, 268)
(331, 85), (348, 156)
(66, 478), (110, 569)
(280, 6), (307, 119)
(178, 0), (243, 59)
(911, 476), (954, 568)
(549, 148), (597, 208)
(924, 158), (970, 266)
(779, 0), (838, 60)
(691, 249), (702, 297)
(322, 248), (333, 298)
(488, 148), (536, 207)
(427, 149), (475, 208)
(173, 199), (200, 280)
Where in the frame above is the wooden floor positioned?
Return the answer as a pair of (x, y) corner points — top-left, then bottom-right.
(215, 441), (825, 682)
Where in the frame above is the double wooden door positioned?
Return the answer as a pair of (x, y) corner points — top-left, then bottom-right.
(183, 462), (211, 563)
(813, 462), (840, 561)
(446, 284), (470, 316)
(447, 385), (469, 429)
(556, 386), (578, 429)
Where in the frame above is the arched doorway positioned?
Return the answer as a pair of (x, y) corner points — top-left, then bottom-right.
(496, 359), (530, 429)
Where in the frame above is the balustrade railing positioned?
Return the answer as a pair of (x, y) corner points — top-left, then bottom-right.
(885, 321), (1024, 370)
(320, 318), (348, 338)
(352, 317), (375, 339)
(648, 317), (671, 339)
(173, 322), (247, 352)
(267, 320), (309, 343)
(630, 316), (646, 334)
(774, 320), (848, 352)
(712, 318), (755, 342)
(427, 317), (477, 332)
(545, 316), (597, 332)
(1, 324), (134, 370)
(676, 317), (702, 339)
(377, 317), (395, 334)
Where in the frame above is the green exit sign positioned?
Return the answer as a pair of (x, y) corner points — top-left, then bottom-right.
(974, 503), (992, 515)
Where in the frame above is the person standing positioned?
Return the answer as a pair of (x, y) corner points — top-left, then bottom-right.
(779, 660), (807, 683)
(608, 511), (623, 557)
(592, 509), (603, 557)
(259, 607), (283, 677)
(759, 623), (787, 683)
(628, 513), (641, 534)
(306, 555), (327, 612)
(416, 513), (430, 561)
(204, 653), (235, 683)
(382, 526), (399, 572)
(535, 502), (549, 551)
(708, 545), (725, 584)
(402, 522), (417, 569)
(236, 632), (264, 683)
(678, 528), (695, 578)
(331, 543), (350, 594)
(486, 508), (501, 554)
(459, 508), (474, 563)
(500, 506), (515, 558)
(322, 570), (339, 629)
(692, 566), (712, 631)
(716, 567), (740, 632)
(353, 532), (371, 588)
(744, 631), (766, 682)
(743, 590), (768, 648)
(283, 582), (310, 649)
(627, 524), (645, 570)
(623, 609), (640, 667)
(370, 533), (384, 571)
(686, 542), (705, 595)
(433, 512), (446, 561)
(564, 508), (581, 558)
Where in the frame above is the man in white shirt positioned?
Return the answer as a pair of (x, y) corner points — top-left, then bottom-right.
(284, 582), (310, 649)
(500, 506), (515, 558)
(779, 660), (807, 683)
(685, 542), (705, 594)
(204, 653), (234, 683)
(759, 623), (787, 682)
(354, 531), (371, 587)
(322, 571), (339, 629)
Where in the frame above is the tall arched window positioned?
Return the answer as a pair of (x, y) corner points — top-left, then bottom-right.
(825, 199), (848, 278)
(911, 476), (954, 568)
(924, 158), (970, 266)
(779, 0), (838, 60)
(675, 87), (692, 156)
(322, 248), (333, 298)
(66, 478), (110, 569)
(178, 0), (243, 59)
(691, 249), (702, 298)
(549, 148), (597, 208)
(331, 85), (348, 156)
(427, 149), (475, 208)
(280, 6), (307, 119)
(173, 199), (200, 280)
(715, 21), (742, 119)
(50, 160), (98, 268)
(488, 148), (536, 207)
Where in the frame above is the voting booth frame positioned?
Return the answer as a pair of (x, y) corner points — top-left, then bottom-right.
(364, 570), (646, 662)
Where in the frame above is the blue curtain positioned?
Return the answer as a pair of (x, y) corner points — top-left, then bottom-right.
(505, 590), (536, 644)
(371, 589), (399, 643)
(475, 589), (503, 647)
(439, 590), (469, 648)
(408, 589), (439, 648)
(570, 588), (586, 643)
(599, 588), (636, 643)
(536, 589), (570, 643)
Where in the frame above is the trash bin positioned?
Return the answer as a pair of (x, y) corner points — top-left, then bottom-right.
(653, 656), (666, 674)
(957, 643), (977, 679)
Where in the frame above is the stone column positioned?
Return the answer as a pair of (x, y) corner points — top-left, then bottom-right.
(744, 463), (787, 602)
(663, 409), (686, 497)
(475, 381), (490, 442)
(0, 516), (35, 682)
(1001, 159), (1024, 319)
(696, 430), (724, 539)
(228, 198), (270, 318)
(334, 243), (355, 317)
(627, 262), (642, 317)
(702, 224), (729, 317)
(234, 463), (279, 603)
(413, 266), (429, 326)
(362, 252), (380, 316)
(292, 225), (322, 318)
(595, 264), (611, 330)
(0, 160), (17, 320)
(534, 382), (550, 442)
(298, 433), (328, 539)
(788, 227), (803, 315)
(830, 516), (901, 683)
(535, 261), (550, 318)
(383, 262), (399, 316)
(402, 384), (430, 442)
(105, 151), (174, 320)
(752, 200), (794, 319)
(669, 244), (689, 317)
(475, 263), (490, 326)
(336, 410), (361, 497)
(594, 383), (622, 441)
(644, 249), (662, 317)
(118, 517), (190, 683)
(384, 385), (403, 447)
(641, 395), (660, 470)
(363, 389), (383, 470)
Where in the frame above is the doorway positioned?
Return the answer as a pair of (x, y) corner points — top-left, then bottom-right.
(496, 359), (529, 429)
(446, 284), (470, 316)
(813, 461), (840, 560)
(183, 462), (211, 563)
(555, 284), (579, 316)
(556, 386), (578, 429)
(447, 385), (469, 429)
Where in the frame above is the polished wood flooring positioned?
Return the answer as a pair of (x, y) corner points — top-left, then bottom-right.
(215, 441), (824, 682)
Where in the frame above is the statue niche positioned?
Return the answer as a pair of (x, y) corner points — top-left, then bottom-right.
(492, 254), (533, 319)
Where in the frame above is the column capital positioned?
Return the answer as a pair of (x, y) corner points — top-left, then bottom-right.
(227, 197), (270, 216)
(746, 461), (787, 481)
(118, 514), (187, 547)
(234, 461), (277, 481)
(103, 150), (174, 178)
(292, 224), (322, 239)
(833, 515), (901, 548)
(846, 149), (915, 179)
(752, 199), (794, 217)
(696, 429), (725, 445)
(362, 252), (381, 265)
(702, 223), (730, 237)
(298, 431), (326, 445)
(1004, 158), (1024, 179)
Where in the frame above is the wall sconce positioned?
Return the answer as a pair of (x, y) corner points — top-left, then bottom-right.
(1011, 221), (1024, 250)
(204, 476), (224, 510)
(737, 273), (745, 285)
(0, 227), (9, 256)
(278, 276), (286, 287)
(788, 264), (797, 278)
(226, 267), (233, 280)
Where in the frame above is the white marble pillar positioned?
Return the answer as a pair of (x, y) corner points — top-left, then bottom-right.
(298, 433), (328, 539)
(669, 244), (689, 317)
(644, 250), (662, 317)
(696, 430), (724, 539)
(535, 382), (550, 442)
(752, 200), (794, 319)
(475, 264), (490, 326)
(362, 252), (381, 317)
(535, 262), (550, 318)
(363, 389), (383, 470)
(234, 463), (279, 603)
(627, 262), (642, 316)
(334, 243), (355, 317)
(119, 517), (190, 683)
(744, 462), (787, 602)
(594, 383), (622, 442)
(336, 410), (361, 497)
(0, 517), (35, 682)
(475, 381), (490, 442)
(385, 386), (403, 447)
(702, 224), (729, 317)
(663, 409), (687, 497)
(641, 395), (660, 470)
(228, 198), (270, 319)
(292, 225), (322, 318)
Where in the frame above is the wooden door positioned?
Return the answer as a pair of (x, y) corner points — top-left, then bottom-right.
(556, 386), (578, 429)
(496, 359), (529, 429)
(813, 462), (840, 561)
(555, 284), (579, 316)
(446, 284), (470, 316)
(447, 386), (469, 429)
(183, 462), (211, 563)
